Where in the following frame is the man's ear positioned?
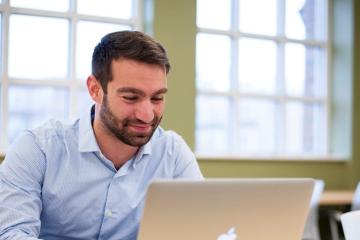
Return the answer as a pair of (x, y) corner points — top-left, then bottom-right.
(87, 75), (104, 104)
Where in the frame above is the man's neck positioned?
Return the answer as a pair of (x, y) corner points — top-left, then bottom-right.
(93, 118), (139, 170)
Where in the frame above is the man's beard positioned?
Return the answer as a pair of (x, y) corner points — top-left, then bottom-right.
(99, 95), (162, 147)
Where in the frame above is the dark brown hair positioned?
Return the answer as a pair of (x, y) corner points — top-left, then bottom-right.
(92, 31), (170, 92)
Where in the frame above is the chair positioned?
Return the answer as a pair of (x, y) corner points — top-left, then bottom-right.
(302, 179), (325, 240)
(328, 182), (360, 240)
(341, 210), (360, 240)
(350, 183), (360, 211)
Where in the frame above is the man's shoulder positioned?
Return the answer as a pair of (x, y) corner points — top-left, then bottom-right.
(29, 118), (80, 142)
(150, 127), (189, 151)
(4, 118), (81, 165)
(152, 126), (183, 142)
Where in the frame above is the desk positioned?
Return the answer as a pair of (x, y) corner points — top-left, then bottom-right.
(320, 190), (354, 206)
(319, 191), (354, 240)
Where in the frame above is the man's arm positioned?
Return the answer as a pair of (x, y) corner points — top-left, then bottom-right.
(0, 131), (45, 240)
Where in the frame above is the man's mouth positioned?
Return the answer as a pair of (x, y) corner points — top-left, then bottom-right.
(128, 123), (152, 133)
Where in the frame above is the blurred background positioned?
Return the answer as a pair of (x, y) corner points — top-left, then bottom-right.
(0, 0), (358, 189)
(0, 1), (359, 239)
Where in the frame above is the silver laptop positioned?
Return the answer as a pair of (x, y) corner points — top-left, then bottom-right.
(138, 178), (314, 240)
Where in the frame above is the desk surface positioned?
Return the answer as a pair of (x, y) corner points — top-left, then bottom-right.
(320, 190), (354, 206)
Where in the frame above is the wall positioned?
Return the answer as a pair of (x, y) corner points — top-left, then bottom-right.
(349, 0), (360, 188)
(153, 0), (360, 189)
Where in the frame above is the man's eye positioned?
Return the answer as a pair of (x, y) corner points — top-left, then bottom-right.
(151, 97), (164, 102)
(123, 96), (138, 101)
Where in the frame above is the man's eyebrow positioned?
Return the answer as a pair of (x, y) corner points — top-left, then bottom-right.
(153, 88), (168, 95)
(116, 87), (168, 96)
(116, 87), (145, 96)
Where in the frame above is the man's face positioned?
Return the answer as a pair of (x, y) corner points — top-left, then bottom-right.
(99, 59), (167, 147)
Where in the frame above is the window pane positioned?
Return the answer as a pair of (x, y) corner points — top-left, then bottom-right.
(197, 0), (231, 30)
(285, 43), (326, 97)
(8, 86), (68, 142)
(238, 38), (277, 94)
(0, 16), (1, 142)
(196, 95), (230, 154)
(78, 0), (133, 19)
(76, 21), (130, 80)
(285, 101), (326, 154)
(76, 89), (93, 118)
(196, 33), (231, 91)
(0, 87), (2, 140)
(9, 15), (69, 80)
(10, 0), (69, 12)
(236, 99), (276, 154)
(239, 0), (277, 35)
(0, 14), (2, 75)
(285, 0), (327, 40)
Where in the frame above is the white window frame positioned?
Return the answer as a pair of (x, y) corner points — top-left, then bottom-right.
(0, 0), (142, 153)
(196, 0), (334, 160)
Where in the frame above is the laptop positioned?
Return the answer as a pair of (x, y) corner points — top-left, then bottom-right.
(137, 178), (314, 240)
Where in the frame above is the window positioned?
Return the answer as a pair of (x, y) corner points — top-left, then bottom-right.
(0, 0), (141, 152)
(196, 0), (329, 158)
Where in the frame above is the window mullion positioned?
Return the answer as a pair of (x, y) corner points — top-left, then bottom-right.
(275, 0), (286, 155)
(133, 0), (142, 31)
(0, 0), (10, 151)
(276, 43), (286, 155)
(229, 0), (239, 154)
(326, 0), (332, 155)
(277, 0), (286, 155)
(69, 0), (77, 119)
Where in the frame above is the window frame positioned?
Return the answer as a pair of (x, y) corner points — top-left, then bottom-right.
(195, 0), (335, 159)
(0, 0), (142, 153)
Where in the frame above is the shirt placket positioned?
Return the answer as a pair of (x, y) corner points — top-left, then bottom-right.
(98, 160), (133, 240)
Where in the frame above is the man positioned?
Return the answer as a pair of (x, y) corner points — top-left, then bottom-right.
(0, 31), (203, 240)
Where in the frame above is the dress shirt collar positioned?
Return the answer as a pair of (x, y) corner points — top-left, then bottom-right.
(78, 105), (101, 153)
(78, 105), (152, 162)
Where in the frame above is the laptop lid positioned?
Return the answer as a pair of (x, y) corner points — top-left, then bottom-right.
(138, 178), (314, 240)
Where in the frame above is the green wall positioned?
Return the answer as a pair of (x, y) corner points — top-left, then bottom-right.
(154, 0), (360, 189)
(349, 0), (360, 188)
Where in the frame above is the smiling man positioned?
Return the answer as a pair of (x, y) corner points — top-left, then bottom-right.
(0, 31), (203, 240)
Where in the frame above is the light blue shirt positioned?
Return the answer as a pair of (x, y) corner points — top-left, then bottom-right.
(0, 107), (203, 240)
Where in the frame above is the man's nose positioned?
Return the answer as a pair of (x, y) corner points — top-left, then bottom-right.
(135, 100), (155, 123)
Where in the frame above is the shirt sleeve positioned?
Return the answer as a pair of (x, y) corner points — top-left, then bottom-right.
(172, 135), (204, 180)
(0, 131), (45, 240)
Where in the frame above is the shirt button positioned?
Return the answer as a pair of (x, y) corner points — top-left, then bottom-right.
(106, 210), (113, 217)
